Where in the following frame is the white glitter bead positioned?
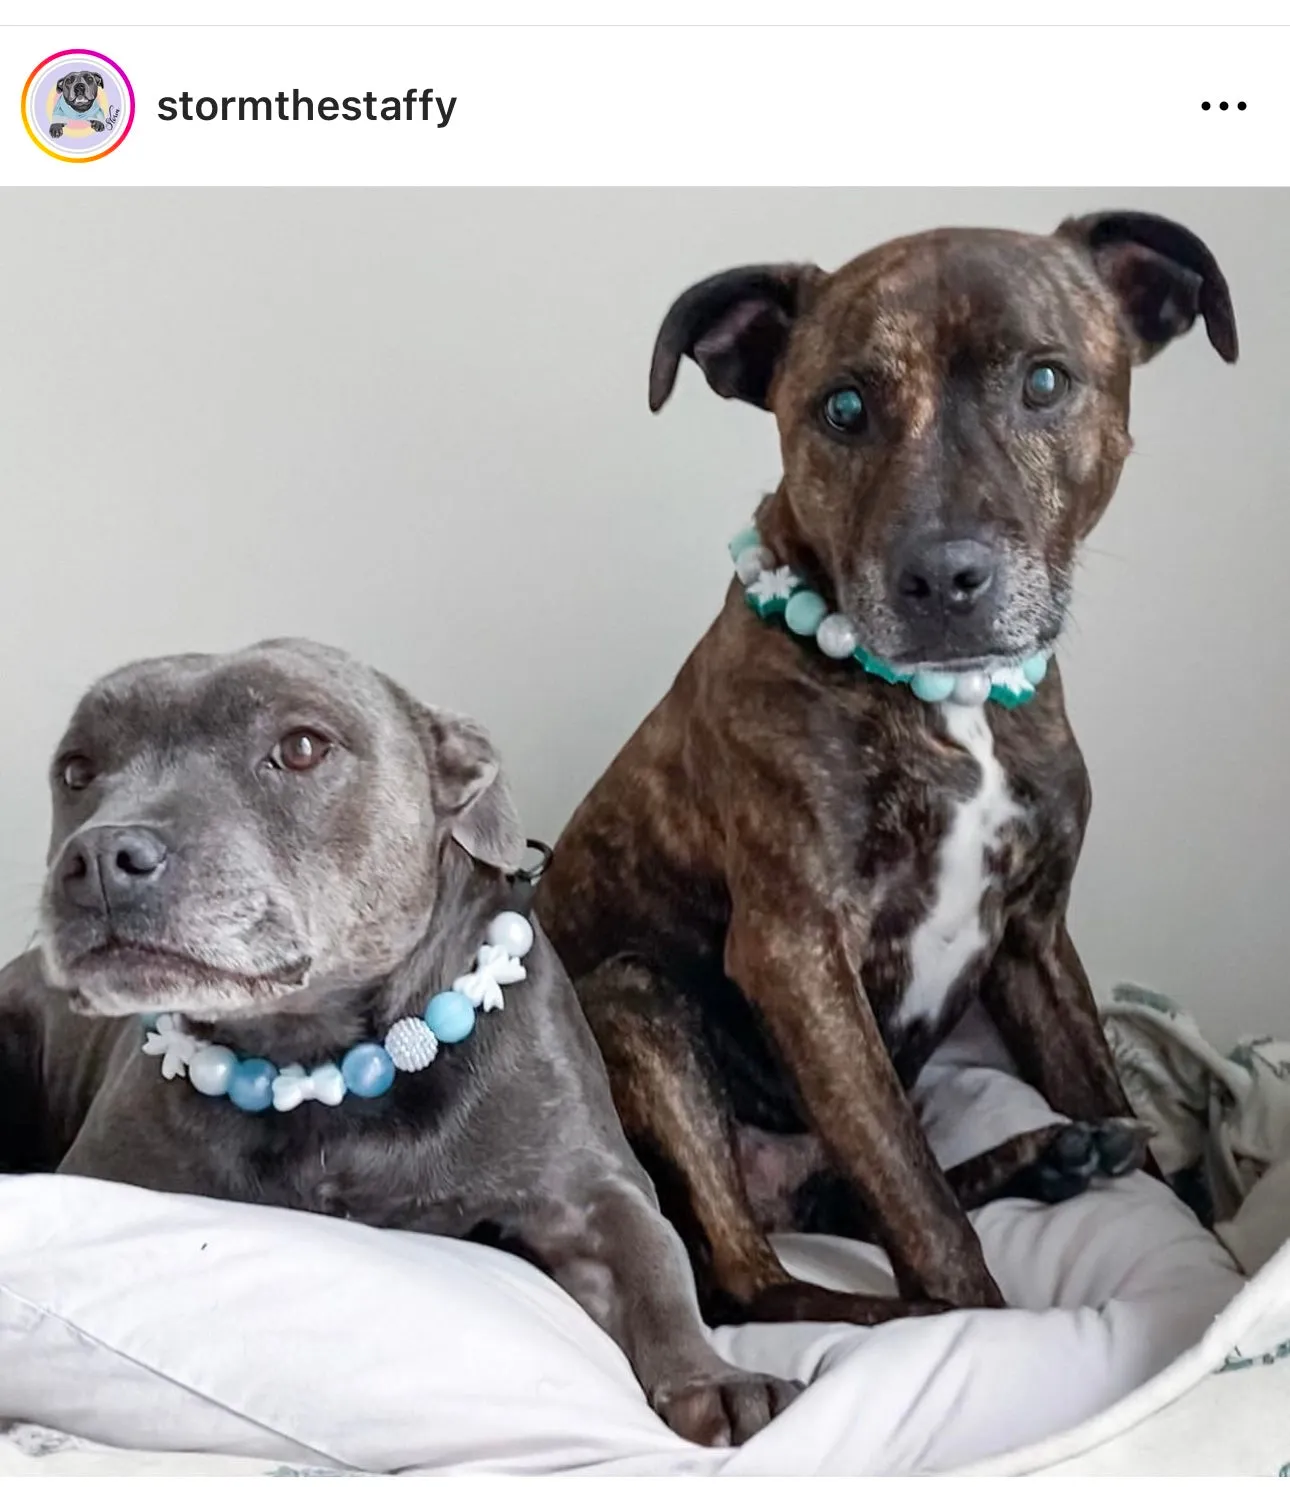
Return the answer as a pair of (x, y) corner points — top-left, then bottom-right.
(816, 613), (859, 660)
(384, 1017), (439, 1072)
(951, 671), (991, 707)
(486, 911), (534, 959)
(734, 545), (774, 585)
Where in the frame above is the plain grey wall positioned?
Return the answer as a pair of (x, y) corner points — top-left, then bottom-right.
(1, 188), (1284, 1047)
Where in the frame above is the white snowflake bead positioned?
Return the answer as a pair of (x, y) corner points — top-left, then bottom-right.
(486, 912), (534, 960)
(746, 566), (800, 605)
(385, 1017), (440, 1072)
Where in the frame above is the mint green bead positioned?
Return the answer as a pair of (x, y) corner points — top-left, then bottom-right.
(911, 671), (955, 703)
(727, 526), (762, 561)
(784, 589), (827, 637)
(1022, 652), (1049, 685)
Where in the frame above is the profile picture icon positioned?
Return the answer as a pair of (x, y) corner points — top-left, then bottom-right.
(22, 49), (135, 163)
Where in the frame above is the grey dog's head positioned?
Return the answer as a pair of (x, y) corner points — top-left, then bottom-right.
(56, 71), (104, 111)
(38, 639), (524, 1019)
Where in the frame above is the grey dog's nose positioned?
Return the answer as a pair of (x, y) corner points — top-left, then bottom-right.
(60, 826), (170, 912)
(894, 538), (998, 619)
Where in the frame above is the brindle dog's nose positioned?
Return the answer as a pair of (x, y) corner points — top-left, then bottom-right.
(894, 538), (998, 621)
(60, 826), (170, 912)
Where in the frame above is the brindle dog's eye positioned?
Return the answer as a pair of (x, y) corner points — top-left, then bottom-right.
(60, 754), (96, 791)
(1023, 362), (1070, 409)
(270, 729), (332, 773)
(822, 386), (867, 434)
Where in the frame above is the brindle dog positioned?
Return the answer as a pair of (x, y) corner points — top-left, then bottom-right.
(535, 212), (1237, 1326)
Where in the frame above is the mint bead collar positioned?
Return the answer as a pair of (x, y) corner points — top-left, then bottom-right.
(141, 910), (536, 1113)
(729, 524), (1049, 709)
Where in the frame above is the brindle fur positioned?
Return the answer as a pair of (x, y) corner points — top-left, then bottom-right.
(537, 212), (1237, 1324)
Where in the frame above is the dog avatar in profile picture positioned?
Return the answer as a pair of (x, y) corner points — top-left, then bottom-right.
(22, 49), (133, 162)
(50, 71), (107, 137)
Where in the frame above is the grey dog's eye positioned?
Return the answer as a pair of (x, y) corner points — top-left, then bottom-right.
(60, 754), (96, 791)
(269, 729), (332, 773)
(1023, 362), (1070, 409)
(822, 386), (867, 434)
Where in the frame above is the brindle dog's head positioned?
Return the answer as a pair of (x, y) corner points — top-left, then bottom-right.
(38, 639), (524, 1018)
(650, 212), (1237, 669)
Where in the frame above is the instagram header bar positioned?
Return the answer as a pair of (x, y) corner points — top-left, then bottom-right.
(3, 24), (1283, 185)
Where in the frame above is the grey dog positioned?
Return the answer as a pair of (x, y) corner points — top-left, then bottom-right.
(50, 72), (108, 137)
(0, 638), (796, 1447)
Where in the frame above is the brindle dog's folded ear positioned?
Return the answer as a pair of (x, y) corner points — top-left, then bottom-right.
(413, 703), (526, 874)
(1059, 211), (1238, 365)
(649, 263), (822, 412)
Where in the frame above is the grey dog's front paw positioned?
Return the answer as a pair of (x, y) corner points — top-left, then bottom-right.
(1018, 1117), (1154, 1203)
(49, 123), (64, 138)
(90, 119), (106, 132)
(655, 1371), (800, 1448)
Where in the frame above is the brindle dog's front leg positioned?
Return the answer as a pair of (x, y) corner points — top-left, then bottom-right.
(726, 900), (1004, 1309)
(981, 920), (1134, 1124)
(974, 919), (1158, 1192)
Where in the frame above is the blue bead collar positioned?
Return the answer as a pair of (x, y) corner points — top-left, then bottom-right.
(141, 910), (536, 1112)
(729, 524), (1050, 709)
(140, 838), (555, 1114)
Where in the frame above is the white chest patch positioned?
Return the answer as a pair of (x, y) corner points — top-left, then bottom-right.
(897, 703), (1022, 1029)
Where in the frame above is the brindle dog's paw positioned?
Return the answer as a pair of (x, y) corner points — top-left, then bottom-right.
(655, 1371), (800, 1447)
(1014, 1118), (1153, 1204)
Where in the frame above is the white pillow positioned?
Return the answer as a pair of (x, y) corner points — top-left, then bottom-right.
(0, 1011), (1243, 1475)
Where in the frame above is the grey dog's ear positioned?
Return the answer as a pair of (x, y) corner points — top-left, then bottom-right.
(418, 705), (526, 874)
(648, 263), (824, 412)
(90, 73), (105, 89)
(1060, 211), (1238, 365)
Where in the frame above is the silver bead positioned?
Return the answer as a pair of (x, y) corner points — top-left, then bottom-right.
(734, 545), (774, 585)
(816, 613), (859, 660)
(951, 671), (991, 707)
(384, 1017), (439, 1073)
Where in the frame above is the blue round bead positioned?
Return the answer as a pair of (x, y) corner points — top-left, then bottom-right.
(1022, 652), (1049, 686)
(227, 1057), (277, 1112)
(424, 990), (476, 1044)
(911, 671), (956, 703)
(340, 1042), (396, 1098)
(784, 589), (828, 637)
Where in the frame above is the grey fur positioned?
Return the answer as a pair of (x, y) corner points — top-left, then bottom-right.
(1, 638), (796, 1448)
